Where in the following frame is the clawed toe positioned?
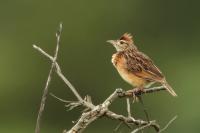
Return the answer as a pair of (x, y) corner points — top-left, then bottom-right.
(127, 88), (144, 102)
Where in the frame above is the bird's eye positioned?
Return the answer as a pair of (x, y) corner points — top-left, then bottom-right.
(120, 40), (125, 44)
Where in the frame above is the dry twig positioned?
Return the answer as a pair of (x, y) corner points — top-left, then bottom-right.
(34, 23), (62, 133)
(159, 115), (177, 133)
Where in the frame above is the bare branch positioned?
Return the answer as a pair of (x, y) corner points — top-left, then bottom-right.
(114, 121), (123, 132)
(64, 105), (107, 133)
(33, 45), (84, 103)
(50, 93), (75, 103)
(159, 115), (177, 133)
(33, 45), (54, 61)
(35, 23), (62, 133)
(65, 87), (163, 133)
(121, 86), (166, 98)
(131, 121), (157, 133)
(106, 110), (160, 132)
(126, 98), (131, 117)
(55, 66), (84, 102)
(102, 88), (123, 107)
(64, 86), (168, 132)
(142, 86), (166, 94)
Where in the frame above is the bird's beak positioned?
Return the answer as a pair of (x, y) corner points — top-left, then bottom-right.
(107, 40), (116, 45)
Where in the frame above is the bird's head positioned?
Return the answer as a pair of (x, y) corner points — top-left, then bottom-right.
(107, 33), (137, 51)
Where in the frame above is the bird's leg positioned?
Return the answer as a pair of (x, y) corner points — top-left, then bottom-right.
(127, 87), (144, 102)
(128, 87), (151, 122)
(126, 87), (150, 122)
(137, 95), (150, 122)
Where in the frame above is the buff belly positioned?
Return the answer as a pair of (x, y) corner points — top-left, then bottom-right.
(112, 53), (146, 87)
(117, 67), (146, 87)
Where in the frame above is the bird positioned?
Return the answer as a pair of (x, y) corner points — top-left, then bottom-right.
(107, 33), (177, 96)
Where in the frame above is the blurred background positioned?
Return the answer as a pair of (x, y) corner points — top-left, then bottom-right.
(0, 0), (199, 133)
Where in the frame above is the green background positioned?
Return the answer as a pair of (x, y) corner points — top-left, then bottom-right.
(0, 0), (199, 132)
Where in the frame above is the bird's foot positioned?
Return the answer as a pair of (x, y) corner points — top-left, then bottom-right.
(127, 88), (144, 102)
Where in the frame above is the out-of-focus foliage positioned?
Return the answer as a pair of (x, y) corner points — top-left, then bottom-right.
(0, 0), (199, 132)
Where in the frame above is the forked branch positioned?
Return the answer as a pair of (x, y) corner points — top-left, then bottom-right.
(35, 23), (62, 133)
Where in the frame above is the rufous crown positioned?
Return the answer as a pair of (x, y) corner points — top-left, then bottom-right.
(120, 33), (133, 44)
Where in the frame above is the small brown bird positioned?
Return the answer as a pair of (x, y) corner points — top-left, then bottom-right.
(107, 33), (177, 96)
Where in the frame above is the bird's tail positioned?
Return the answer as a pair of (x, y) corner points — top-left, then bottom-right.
(161, 80), (177, 97)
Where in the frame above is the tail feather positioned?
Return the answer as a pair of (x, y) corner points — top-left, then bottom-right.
(161, 80), (177, 97)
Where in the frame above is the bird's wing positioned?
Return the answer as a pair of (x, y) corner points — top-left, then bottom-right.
(125, 49), (164, 81)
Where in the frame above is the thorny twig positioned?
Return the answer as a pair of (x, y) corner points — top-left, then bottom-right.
(34, 23), (177, 133)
